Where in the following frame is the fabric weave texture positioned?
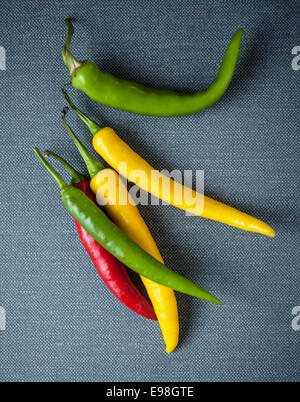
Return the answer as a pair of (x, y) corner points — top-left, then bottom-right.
(0, 0), (299, 382)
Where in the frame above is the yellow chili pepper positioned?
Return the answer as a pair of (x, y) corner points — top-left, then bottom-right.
(62, 90), (275, 238)
(94, 128), (275, 237)
(91, 170), (179, 353)
(62, 111), (179, 353)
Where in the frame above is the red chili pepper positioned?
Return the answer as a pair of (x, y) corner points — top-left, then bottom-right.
(45, 151), (157, 320)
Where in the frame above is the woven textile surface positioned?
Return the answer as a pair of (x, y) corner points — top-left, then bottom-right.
(0, 0), (299, 382)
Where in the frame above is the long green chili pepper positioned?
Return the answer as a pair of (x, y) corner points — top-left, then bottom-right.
(33, 147), (221, 304)
(62, 19), (243, 117)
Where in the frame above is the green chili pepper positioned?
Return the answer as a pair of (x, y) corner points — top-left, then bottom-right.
(62, 19), (243, 117)
(33, 147), (221, 304)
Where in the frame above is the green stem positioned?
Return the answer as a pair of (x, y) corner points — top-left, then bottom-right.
(62, 19), (86, 77)
(62, 108), (104, 179)
(33, 148), (67, 190)
(44, 150), (85, 184)
(62, 89), (102, 135)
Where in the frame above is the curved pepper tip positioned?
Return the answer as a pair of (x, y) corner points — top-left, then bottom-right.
(207, 294), (222, 305)
(261, 223), (275, 238)
(267, 228), (276, 238)
(233, 28), (244, 40)
(145, 310), (158, 321)
(165, 335), (179, 354)
(166, 345), (177, 354)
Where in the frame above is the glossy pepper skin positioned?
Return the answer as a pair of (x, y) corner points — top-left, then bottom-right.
(61, 112), (179, 353)
(33, 148), (221, 304)
(44, 151), (156, 320)
(94, 172), (179, 353)
(62, 19), (243, 117)
(63, 91), (275, 238)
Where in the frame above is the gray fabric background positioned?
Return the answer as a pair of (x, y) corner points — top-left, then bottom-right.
(0, 0), (299, 382)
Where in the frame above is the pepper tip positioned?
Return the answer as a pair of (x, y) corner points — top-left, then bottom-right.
(268, 228), (276, 238)
(234, 28), (244, 40)
(211, 296), (222, 305)
(261, 223), (276, 238)
(62, 106), (69, 118)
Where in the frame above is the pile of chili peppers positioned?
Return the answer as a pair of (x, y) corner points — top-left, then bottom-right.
(34, 20), (275, 353)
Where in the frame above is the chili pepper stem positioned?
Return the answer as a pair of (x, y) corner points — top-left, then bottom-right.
(62, 21), (243, 117)
(44, 150), (85, 185)
(33, 148), (67, 190)
(62, 107), (104, 178)
(62, 89), (102, 135)
(62, 19), (86, 77)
